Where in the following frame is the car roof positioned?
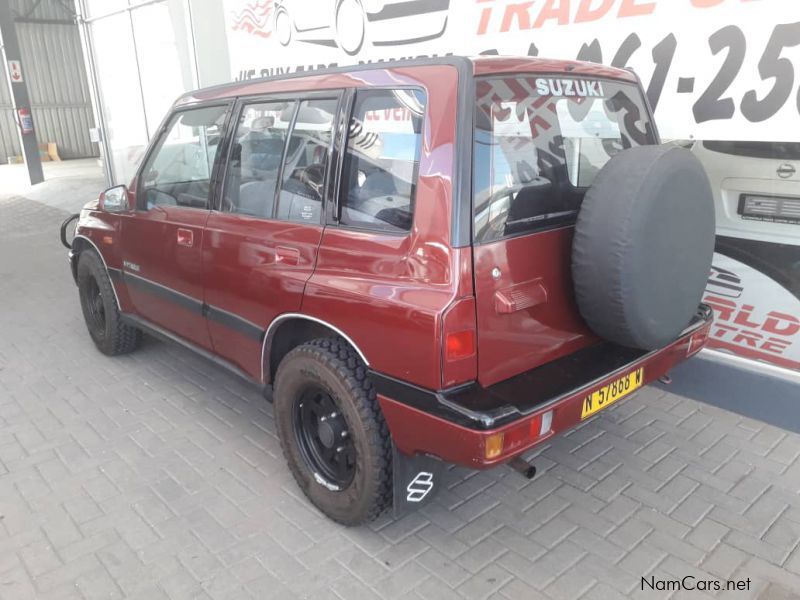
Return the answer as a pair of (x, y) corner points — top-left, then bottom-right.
(469, 55), (637, 83)
(175, 56), (639, 106)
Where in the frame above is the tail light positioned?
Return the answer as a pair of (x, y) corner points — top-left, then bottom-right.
(441, 297), (477, 387)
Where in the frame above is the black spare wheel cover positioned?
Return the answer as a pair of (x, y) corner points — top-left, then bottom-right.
(572, 145), (715, 350)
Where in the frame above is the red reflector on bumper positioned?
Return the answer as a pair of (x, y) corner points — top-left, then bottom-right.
(492, 414), (543, 457)
(688, 328), (708, 356)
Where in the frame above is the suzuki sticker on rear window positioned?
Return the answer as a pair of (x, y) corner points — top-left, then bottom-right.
(535, 79), (605, 98)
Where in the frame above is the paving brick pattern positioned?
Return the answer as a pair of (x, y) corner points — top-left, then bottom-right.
(1, 195), (800, 599)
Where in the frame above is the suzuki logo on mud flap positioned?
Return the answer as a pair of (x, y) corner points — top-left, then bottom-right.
(406, 471), (434, 502)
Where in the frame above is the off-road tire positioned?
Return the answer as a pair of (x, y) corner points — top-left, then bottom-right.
(273, 338), (392, 525)
(77, 250), (141, 356)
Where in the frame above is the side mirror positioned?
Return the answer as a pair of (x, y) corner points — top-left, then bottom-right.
(100, 185), (129, 212)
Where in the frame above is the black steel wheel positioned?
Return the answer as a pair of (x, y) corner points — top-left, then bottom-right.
(273, 338), (392, 525)
(76, 250), (142, 356)
(79, 274), (106, 337)
(293, 385), (356, 489)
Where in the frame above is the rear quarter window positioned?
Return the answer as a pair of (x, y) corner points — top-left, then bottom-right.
(339, 88), (426, 233)
(473, 76), (657, 243)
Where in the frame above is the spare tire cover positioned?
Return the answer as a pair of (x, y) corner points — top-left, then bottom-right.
(572, 145), (715, 350)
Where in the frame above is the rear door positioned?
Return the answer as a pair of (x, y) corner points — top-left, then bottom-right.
(120, 103), (230, 349)
(472, 76), (658, 386)
(202, 92), (341, 379)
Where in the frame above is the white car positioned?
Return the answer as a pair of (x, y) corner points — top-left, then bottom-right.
(273, 0), (449, 56)
(692, 140), (800, 372)
(693, 140), (800, 245)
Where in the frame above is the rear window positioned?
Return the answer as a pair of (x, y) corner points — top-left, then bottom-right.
(473, 76), (657, 243)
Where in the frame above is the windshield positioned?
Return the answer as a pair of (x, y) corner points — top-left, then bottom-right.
(473, 76), (657, 243)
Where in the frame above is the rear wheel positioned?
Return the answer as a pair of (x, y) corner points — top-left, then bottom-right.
(273, 338), (391, 525)
(335, 0), (366, 56)
(77, 250), (141, 356)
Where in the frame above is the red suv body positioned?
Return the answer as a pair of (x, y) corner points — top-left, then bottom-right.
(66, 56), (713, 523)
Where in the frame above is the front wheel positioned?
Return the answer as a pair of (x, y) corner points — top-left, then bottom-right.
(77, 250), (141, 356)
(273, 338), (392, 525)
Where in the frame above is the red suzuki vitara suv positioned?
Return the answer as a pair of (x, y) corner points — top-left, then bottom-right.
(63, 56), (715, 525)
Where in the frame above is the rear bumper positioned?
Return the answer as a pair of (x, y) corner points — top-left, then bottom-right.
(375, 305), (713, 469)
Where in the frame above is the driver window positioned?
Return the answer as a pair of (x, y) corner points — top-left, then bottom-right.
(339, 88), (426, 233)
(140, 105), (228, 210)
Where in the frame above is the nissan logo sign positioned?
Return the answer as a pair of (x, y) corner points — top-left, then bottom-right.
(777, 164), (796, 179)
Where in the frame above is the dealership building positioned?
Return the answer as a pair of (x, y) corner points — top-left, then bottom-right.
(2, 0), (799, 377)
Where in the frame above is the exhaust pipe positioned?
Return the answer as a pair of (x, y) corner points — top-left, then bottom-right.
(508, 456), (536, 479)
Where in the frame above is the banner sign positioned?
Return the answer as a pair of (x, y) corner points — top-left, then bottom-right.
(704, 253), (800, 371)
(223, 0), (800, 142)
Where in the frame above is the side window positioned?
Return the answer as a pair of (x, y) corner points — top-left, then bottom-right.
(140, 105), (227, 210)
(276, 98), (338, 224)
(222, 100), (295, 218)
(339, 88), (426, 233)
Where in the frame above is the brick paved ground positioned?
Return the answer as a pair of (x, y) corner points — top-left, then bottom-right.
(1, 194), (800, 600)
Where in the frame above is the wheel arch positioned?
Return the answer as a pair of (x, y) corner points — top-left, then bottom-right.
(71, 235), (122, 310)
(262, 314), (369, 385)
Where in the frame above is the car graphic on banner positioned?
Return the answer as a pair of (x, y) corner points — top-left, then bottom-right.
(232, 0), (450, 56)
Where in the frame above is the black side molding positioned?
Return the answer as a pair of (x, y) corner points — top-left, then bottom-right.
(121, 271), (263, 341)
(124, 271), (203, 315)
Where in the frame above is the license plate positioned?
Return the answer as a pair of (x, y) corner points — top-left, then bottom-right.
(581, 368), (644, 419)
(739, 194), (800, 225)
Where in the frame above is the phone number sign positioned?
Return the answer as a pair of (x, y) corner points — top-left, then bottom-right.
(226, 0), (800, 142)
(469, 0), (800, 142)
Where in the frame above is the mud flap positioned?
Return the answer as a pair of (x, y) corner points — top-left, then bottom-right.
(392, 444), (445, 518)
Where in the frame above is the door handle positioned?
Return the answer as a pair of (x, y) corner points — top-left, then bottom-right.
(274, 246), (300, 266)
(176, 228), (194, 247)
(494, 278), (548, 314)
